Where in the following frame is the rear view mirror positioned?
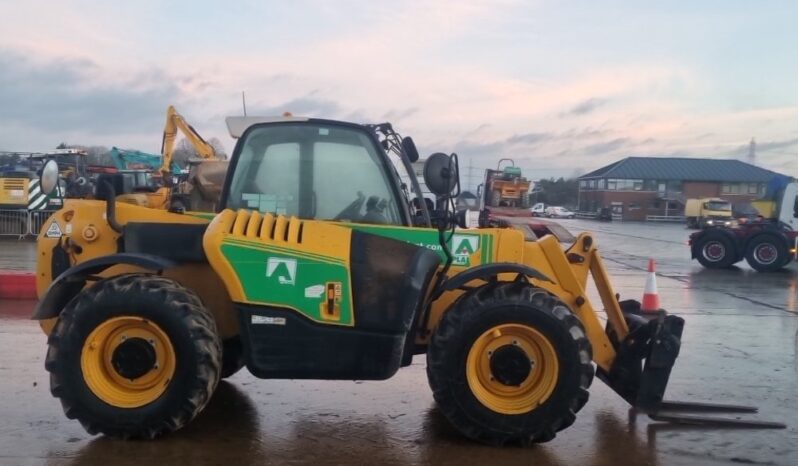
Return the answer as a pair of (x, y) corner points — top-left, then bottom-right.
(40, 160), (60, 196)
(423, 153), (458, 196)
(402, 137), (419, 163)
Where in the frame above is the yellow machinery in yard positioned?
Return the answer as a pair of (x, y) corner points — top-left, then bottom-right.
(32, 116), (783, 444)
(116, 106), (227, 211)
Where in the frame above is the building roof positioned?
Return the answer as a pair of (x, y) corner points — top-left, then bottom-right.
(579, 156), (785, 183)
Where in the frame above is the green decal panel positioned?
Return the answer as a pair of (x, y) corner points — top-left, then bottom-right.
(220, 242), (354, 326)
(350, 225), (494, 266)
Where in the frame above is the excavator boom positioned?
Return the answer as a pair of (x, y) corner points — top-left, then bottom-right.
(161, 105), (217, 177)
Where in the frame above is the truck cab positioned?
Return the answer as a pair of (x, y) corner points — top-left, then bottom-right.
(685, 197), (733, 229)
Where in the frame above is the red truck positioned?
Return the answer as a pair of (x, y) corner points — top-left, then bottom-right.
(689, 181), (798, 272)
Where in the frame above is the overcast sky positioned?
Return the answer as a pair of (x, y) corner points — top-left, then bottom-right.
(1, 0), (797, 185)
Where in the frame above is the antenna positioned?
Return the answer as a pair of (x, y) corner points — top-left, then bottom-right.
(242, 91), (247, 116)
(748, 137), (756, 165)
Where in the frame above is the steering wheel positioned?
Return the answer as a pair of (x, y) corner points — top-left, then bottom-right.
(333, 192), (366, 221)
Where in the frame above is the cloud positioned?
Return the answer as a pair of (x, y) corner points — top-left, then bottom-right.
(561, 97), (608, 117)
(0, 50), (183, 148)
(506, 132), (552, 145)
(247, 94), (343, 118)
(583, 138), (633, 155)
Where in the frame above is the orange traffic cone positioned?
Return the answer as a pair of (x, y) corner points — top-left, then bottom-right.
(641, 259), (660, 313)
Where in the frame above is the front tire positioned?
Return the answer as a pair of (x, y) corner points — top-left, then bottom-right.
(45, 274), (222, 439)
(427, 283), (593, 446)
(745, 235), (788, 272)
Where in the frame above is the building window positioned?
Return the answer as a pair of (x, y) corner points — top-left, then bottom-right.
(643, 179), (658, 191)
(607, 179), (617, 190)
(666, 180), (682, 193)
(748, 183), (758, 194)
(579, 180), (588, 189)
(629, 202), (641, 210)
(633, 180), (643, 191)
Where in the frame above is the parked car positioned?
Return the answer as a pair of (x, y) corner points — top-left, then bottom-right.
(530, 202), (546, 217)
(545, 206), (575, 219)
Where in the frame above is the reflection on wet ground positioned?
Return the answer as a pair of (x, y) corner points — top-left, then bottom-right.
(1, 221), (797, 465)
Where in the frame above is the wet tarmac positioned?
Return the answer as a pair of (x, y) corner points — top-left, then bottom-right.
(0, 238), (37, 271)
(1, 221), (797, 465)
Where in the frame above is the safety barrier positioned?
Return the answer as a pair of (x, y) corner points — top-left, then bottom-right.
(29, 209), (58, 236)
(0, 209), (58, 238)
(0, 210), (30, 237)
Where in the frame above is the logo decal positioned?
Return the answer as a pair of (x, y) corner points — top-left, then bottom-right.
(304, 284), (325, 299)
(451, 234), (479, 266)
(251, 315), (287, 325)
(266, 257), (297, 285)
(45, 222), (63, 238)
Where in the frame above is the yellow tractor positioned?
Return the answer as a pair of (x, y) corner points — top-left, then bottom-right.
(33, 116), (781, 443)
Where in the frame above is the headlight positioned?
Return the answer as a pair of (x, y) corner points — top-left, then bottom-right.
(706, 219), (715, 225)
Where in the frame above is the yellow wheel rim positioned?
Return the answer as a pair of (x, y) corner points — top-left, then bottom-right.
(466, 323), (559, 415)
(80, 316), (176, 408)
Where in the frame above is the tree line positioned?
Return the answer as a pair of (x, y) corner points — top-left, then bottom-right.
(529, 177), (579, 208)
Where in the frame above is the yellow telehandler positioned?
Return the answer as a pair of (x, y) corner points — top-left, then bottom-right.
(32, 116), (782, 444)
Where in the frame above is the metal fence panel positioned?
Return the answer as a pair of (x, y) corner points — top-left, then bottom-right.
(29, 209), (58, 236)
(0, 209), (29, 237)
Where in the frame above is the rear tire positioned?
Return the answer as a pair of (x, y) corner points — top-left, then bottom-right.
(745, 235), (788, 272)
(694, 234), (736, 268)
(45, 274), (222, 439)
(427, 282), (593, 446)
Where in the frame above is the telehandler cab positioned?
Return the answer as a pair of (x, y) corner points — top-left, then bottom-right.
(33, 116), (783, 444)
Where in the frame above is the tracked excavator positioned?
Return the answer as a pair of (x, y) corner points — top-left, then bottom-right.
(114, 106), (228, 211)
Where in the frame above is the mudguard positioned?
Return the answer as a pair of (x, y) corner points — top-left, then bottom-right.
(440, 262), (553, 294)
(32, 253), (176, 320)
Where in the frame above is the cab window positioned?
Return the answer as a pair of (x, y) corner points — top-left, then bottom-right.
(227, 123), (405, 225)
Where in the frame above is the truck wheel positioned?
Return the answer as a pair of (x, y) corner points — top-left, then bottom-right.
(695, 234), (736, 268)
(45, 274), (222, 439)
(427, 283), (593, 446)
(220, 336), (246, 378)
(745, 235), (788, 272)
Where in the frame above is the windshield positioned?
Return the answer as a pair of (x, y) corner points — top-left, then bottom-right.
(226, 123), (404, 225)
(704, 201), (731, 211)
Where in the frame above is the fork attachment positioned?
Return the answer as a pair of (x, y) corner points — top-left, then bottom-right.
(599, 309), (785, 429)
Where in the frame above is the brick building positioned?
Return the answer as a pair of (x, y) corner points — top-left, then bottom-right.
(577, 157), (787, 221)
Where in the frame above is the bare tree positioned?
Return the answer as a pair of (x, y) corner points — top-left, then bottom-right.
(170, 138), (197, 169)
(207, 137), (228, 160)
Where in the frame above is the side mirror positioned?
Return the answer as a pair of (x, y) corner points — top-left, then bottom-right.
(40, 160), (60, 196)
(423, 153), (458, 197)
(402, 137), (419, 163)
